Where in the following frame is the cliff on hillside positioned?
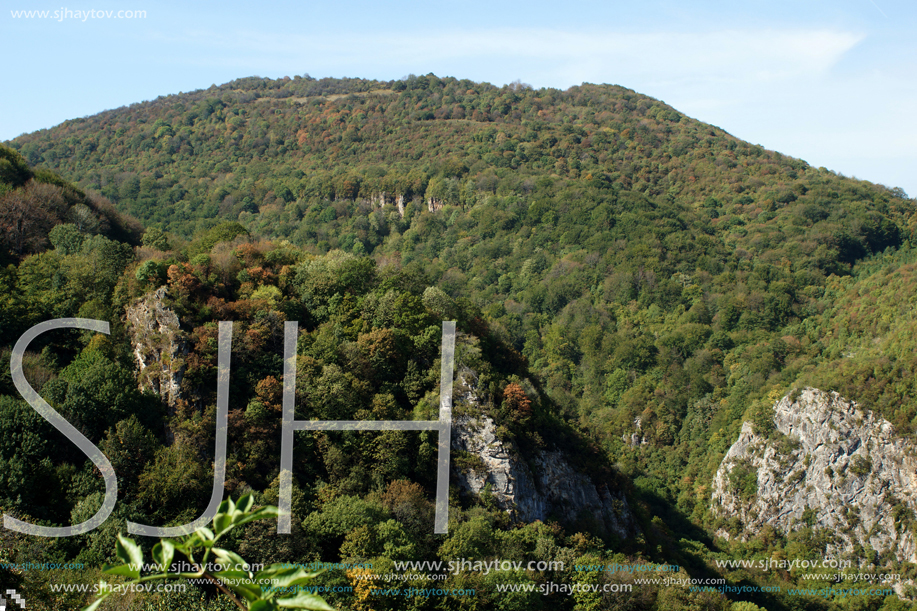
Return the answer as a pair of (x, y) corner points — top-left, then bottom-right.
(451, 367), (637, 540)
(125, 286), (187, 415)
(712, 387), (917, 564)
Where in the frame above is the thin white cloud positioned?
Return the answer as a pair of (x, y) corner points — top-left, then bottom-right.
(158, 27), (864, 87)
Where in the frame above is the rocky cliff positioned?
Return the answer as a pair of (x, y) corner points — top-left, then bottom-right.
(712, 387), (917, 564)
(125, 286), (187, 414)
(450, 368), (637, 540)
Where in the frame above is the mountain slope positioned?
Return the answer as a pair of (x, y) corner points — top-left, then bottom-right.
(8, 75), (913, 248)
(0, 143), (142, 260)
(4, 75), (917, 610)
(8, 75), (917, 507)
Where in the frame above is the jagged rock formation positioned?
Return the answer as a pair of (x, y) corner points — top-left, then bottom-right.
(451, 368), (636, 539)
(365, 192), (405, 217)
(712, 387), (917, 563)
(125, 286), (187, 413)
(453, 413), (543, 515)
(622, 416), (647, 447)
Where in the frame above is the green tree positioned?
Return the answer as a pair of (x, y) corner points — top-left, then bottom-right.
(135, 259), (167, 287)
(59, 349), (156, 440)
(48, 223), (86, 254)
(0, 144), (34, 188)
(142, 226), (173, 251)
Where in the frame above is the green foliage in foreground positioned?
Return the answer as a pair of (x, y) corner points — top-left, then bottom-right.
(83, 494), (332, 611)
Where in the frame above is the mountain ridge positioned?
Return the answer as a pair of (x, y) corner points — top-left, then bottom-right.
(8, 74), (910, 235)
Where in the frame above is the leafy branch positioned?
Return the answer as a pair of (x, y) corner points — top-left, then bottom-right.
(82, 494), (333, 611)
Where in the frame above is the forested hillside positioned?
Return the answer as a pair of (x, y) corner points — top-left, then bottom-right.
(3, 75), (917, 610)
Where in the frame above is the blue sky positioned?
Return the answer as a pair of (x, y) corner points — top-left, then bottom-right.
(2, 0), (915, 195)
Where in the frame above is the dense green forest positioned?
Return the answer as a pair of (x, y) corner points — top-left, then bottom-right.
(2, 74), (917, 610)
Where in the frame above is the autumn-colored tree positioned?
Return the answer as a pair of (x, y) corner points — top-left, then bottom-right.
(167, 262), (201, 296)
(503, 382), (532, 422)
(381, 479), (434, 536)
(0, 184), (57, 255)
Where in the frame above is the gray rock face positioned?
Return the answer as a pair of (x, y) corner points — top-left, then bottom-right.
(365, 192), (405, 217)
(622, 416), (647, 447)
(533, 450), (635, 540)
(452, 413), (547, 521)
(712, 387), (917, 563)
(125, 286), (187, 413)
(450, 370), (636, 539)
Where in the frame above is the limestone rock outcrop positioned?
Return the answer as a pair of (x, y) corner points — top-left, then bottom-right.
(451, 368), (636, 539)
(364, 191), (405, 217)
(125, 286), (187, 413)
(712, 387), (917, 563)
